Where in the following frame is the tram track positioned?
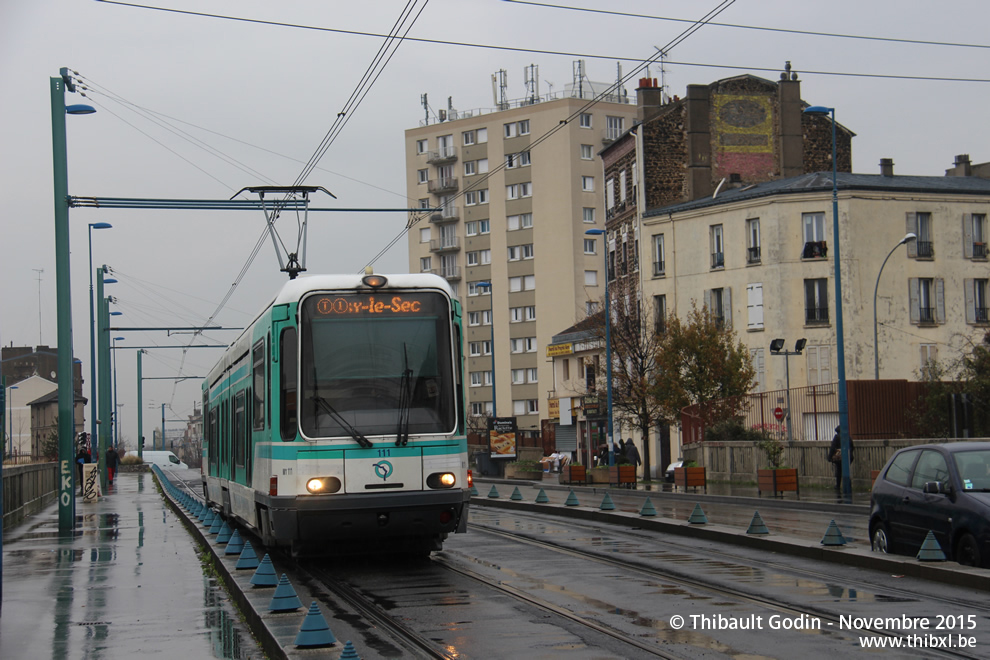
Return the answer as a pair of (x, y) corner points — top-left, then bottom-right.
(464, 514), (982, 659)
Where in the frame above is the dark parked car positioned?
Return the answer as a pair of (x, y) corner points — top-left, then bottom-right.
(664, 460), (683, 483)
(870, 442), (990, 567)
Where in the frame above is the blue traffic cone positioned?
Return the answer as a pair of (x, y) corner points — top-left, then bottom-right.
(216, 521), (232, 544)
(250, 554), (279, 587)
(339, 640), (361, 660)
(236, 541), (260, 570)
(917, 530), (946, 562)
(208, 514), (223, 535)
(470, 484), (479, 496)
(269, 574), (302, 612)
(294, 601), (337, 648)
(747, 511), (770, 535)
(639, 497), (658, 517)
(821, 520), (847, 546)
(564, 489), (581, 507)
(599, 493), (616, 511)
(225, 529), (245, 555)
(535, 488), (550, 503)
(510, 486), (523, 501)
(487, 485), (500, 498)
(202, 508), (215, 528)
(687, 503), (708, 524)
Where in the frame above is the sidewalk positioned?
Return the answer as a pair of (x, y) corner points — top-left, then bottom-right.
(0, 471), (261, 660)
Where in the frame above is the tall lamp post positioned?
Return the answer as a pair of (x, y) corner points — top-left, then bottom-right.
(112, 336), (125, 449)
(52, 68), (95, 532)
(803, 104), (851, 497)
(769, 339), (806, 444)
(476, 282), (497, 417)
(585, 228), (614, 466)
(874, 233), (917, 379)
(88, 222), (112, 458)
(6, 385), (18, 459)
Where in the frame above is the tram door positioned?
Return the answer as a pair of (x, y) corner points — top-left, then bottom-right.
(233, 391), (246, 485)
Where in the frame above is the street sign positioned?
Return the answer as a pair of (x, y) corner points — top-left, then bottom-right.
(774, 407), (784, 421)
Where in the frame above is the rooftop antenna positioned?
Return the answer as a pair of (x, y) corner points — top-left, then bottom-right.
(524, 64), (539, 105)
(33, 268), (44, 345)
(492, 69), (508, 110)
(658, 49), (670, 103)
(615, 62), (626, 103)
(544, 79), (554, 100)
(420, 93), (429, 125)
(573, 59), (586, 99)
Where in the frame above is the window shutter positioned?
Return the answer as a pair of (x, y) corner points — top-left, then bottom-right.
(906, 213), (918, 257)
(963, 214), (975, 259)
(723, 287), (732, 328)
(935, 278), (946, 323)
(909, 278), (920, 323)
(965, 279), (976, 323)
(819, 345), (832, 385)
(807, 346), (819, 385)
(747, 284), (764, 329)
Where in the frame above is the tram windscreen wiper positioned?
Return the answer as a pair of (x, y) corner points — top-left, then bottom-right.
(395, 343), (412, 448)
(312, 393), (373, 448)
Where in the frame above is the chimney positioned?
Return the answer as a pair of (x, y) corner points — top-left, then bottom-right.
(729, 173), (743, 188)
(948, 154), (972, 177)
(636, 77), (664, 123)
(879, 158), (894, 177)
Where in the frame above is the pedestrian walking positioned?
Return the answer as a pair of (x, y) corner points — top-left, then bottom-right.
(829, 426), (854, 491)
(106, 446), (120, 486)
(624, 438), (642, 475)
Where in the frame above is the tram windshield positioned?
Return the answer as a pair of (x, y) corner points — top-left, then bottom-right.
(299, 291), (456, 439)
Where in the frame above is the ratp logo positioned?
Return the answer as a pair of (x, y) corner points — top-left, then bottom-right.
(373, 461), (393, 481)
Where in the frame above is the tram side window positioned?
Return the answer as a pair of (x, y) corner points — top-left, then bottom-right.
(208, 406), (218, 471)
(252, 339), (265, 431)
(280, 327), (297, 441)
(234, 391), (246, 468)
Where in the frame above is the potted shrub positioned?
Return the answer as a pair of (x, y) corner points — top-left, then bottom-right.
(504, 459), (544, 480)
(673, 460), (706, 492)
(559, 462), (586, 485)
(756, 435), (799, 498)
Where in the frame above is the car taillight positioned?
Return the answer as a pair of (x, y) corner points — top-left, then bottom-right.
(467, 469), (473, 488)
(270, 476), (278, 496)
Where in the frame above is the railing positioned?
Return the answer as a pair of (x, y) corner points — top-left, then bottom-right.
(973, 242), (988, 258)
(426, 145), (458, 163)
(976, 307), (988, 323)
(603, 127), (624, 142)
(919, 306), (936, 324)
(428, 177), (458, 194)
(440, 266), (461, 280)
(430, 237), (459, 252)
(653, 260), (665, 276)
(3, 462), (58, 531)
(747, 246), (761, 264)
(430, 205), (459, 223)
(711, 252), (724, 269)
(805, 306), (829, 324)
(916, 241), (934, 258)
(802, 241), (828, 259)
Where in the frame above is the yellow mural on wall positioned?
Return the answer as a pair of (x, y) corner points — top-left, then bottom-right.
(713, 94), (773, 154)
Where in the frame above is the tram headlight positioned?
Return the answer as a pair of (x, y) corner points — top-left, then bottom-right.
(427, 472), (456, 489)
(305, 476), (341, 494)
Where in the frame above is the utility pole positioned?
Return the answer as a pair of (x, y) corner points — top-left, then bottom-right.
(33, 269), (44, 345)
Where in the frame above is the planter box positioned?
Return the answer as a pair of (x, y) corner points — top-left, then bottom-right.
(504, 465), (543, 480)
(559, 464), (586, 485)
(588, 469), (611, 484)
(758, 468), (799, 498)
(673, 466), (706, 492)
(609, 464), (637, 488)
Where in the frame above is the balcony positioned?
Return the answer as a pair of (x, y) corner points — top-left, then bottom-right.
(426, 145), (458, 164)
(973, 242), (988, 259)
(977, 307), (989, 323)
(430, 205), (460, 223)
(805, 307), (830, 324)
(440, 266), (461, 281)
(602, 127), (623, 144)
(428, 177), (458, 194)
(916, 241), (934, 259)
(653, 260), (665, 277)
(802, 241), (828, 259)
(711, 252), (725, 269)
(919, 306), (936, 325)
(430, 237), (460, 253)
(747, 246), (761, 264)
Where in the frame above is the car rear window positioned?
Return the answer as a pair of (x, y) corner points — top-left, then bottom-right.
(886, 449), (919, 487)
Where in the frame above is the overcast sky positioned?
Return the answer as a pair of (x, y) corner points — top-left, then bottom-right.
(3, 0), (989, 446)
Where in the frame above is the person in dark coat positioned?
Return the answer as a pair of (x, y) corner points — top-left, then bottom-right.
(106, 446), (120, 485)
(829, 426), (854, 490)
(75, 435), (91, 494)
(624, 438), (642, 474)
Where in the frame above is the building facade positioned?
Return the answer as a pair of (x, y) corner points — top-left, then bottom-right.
(405, 73), (639, 435)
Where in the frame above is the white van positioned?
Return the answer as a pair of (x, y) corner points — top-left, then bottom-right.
(142, 450), (188, 470)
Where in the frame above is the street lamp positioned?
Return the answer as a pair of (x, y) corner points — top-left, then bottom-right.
(112, 336), (125, 449)
(585, 228), (614, 466)
(52, 68), (95, 532)
(874, 233), (917, 379)
(88, 222), (112, 458)
(803, 104), (851, 497)
(96, 271), (117, 492)
(476, 281), (496, 418)
(7, 385), (18, 460)
(769, 338), (806, 444)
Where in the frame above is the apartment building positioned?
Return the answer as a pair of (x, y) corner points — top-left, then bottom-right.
(405, 74), (639, 435)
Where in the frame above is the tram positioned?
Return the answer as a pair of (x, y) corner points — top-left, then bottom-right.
(201, 272), (471, 555)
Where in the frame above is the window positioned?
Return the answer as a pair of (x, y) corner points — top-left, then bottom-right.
(467, 251), (480, 266)
(584, 238), (597, 255)
(503, 122), (517, 139)
(419, 227), (431, 243)
(465, 188), (489, 206)
(252, 339), (266, 431)
(510, 306), (524, 323)
(606, 115), (624, 140)
(417, 168), (428, 184)
(506, 151), (530, 169)
(471, 401), (493, 416)
(705, 287), (731, 328)
(652, 234), (665, 276)
(508, 275), (535, 292)
(964, 213), (988, 259)
(653, 295), (667, 334)
(463, 130), (475, 146)
(619, 170), (627, 203)
(518, 119), (530, 135)
(805, 278), (829, 324)
(482, 310), (492, 326)
(581, 176), (595, 192)
(581, 144), (594, 160)
(605, 177), (615, 211)
(418, 198), (431, 209)
(420, 256), (432, 272)
(470, 371), (493, 387)
(920, 344), (938, 378)
(510, 338), (524, 353)
(579, 113), (592, 128)
(521, 244), (534, 259)
(468, 281), (483, 296)
(469, 341), (483, 356)
(584, 270), (598, 286)
(468, 311), (481, 326)
(747, 283), (764, 329)
(508, 246), (521, 261)
(507, 213), (533, 231)
(965, 278), (989, 324)
(478, 219), (490, 234)
(802, 212), (828, 258)
(416, 139), (428, 154)
(465, 221), (479, 236)
(746, 218), (761, 263)
(583, 207), (596, 224)
(511, 369), (525, 384)
(476, 158), (489, 174)
(467, 249), (491, 266)
(906, 212), (934, 259)
(527, 368), (538, 383)
(480, 249), (491, 264)
(710, 224), (724, 269)
(806, 345), (832, 386)
(910, 277), (944, 325)
(476, 128), (488, 143)
(507, 182), (532, 199)
(436, 134), (453, 158)
(464, 161), (475, 176)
